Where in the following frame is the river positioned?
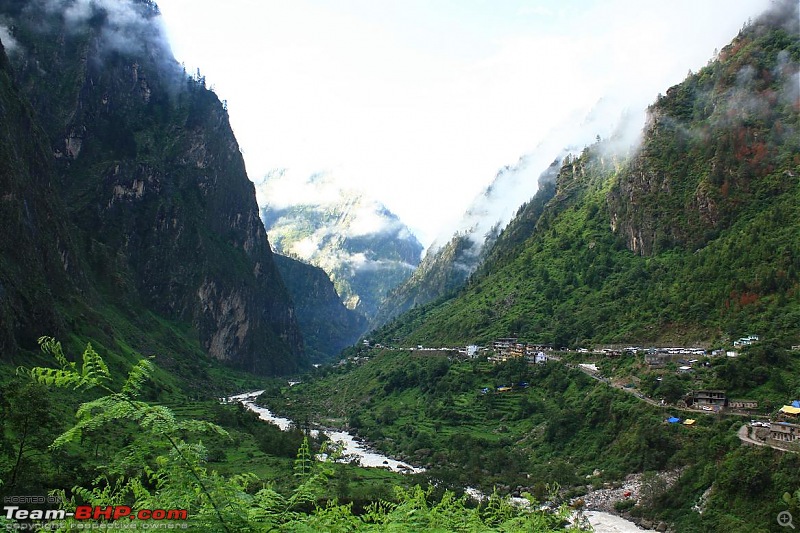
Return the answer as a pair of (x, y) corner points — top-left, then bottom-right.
(226, 390), (656, 532)
(226, 391), (424, 474)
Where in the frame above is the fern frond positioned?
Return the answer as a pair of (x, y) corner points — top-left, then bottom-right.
(51, 398), (140, 449)
(50, 425), (84, 449)
(74, 395), (136, 423)
(38, 336), (75, 370)
(121, 358), (155, 398)
(81, 343), (110, 385)
(139, 405), (178, 434)
(26, 366), (87, 389)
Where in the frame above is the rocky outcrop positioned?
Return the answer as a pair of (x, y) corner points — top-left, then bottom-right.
(0, 39), (83, 356)
(274, 254), (367, 362)
(1, 0), (306, 374)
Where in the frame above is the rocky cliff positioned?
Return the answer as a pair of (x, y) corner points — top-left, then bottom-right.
(273, 254), (367, 362)
(0, 38), (84, 356)
(0, 0), (306, 374)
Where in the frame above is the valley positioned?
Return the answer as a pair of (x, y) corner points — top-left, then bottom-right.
(0, 0), (798, 531)
(253, 338), (800, 531)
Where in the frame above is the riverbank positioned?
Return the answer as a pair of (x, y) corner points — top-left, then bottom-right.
(574, 469), (683, 532)
(226, 390), (423, 474)
(228, 390), (666, 532)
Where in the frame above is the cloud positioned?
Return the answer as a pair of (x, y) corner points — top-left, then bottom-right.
(156, 0), (772, 247)
(429, 93), (645, 255)
(0, 23), (19, 53)
(255, 168), (411, 240)
(39, 0), (172, 58)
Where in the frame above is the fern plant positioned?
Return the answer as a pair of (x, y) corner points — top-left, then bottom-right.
(24, 337), (233, 532)
(21, 337), (585, 532)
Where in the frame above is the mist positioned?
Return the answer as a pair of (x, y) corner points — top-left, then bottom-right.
(429, 94), (645, 256)
(156, 0), (773, 248)
(0, 23), (19, 53)
(254, 169), (423, 267)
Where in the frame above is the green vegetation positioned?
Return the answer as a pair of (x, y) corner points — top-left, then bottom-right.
(262, 348), (800, 532)
(1, 2), (799, 532)
(1, 339), (582, 532)
(267, 350), (717, 487)
(372, 10), (800, 350)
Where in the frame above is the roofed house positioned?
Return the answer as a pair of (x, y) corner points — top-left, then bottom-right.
(769, 422), (800, 448)
(779, 404), (800, 418)
(729, 399), (759, 410)
(689, 390), (727, 408)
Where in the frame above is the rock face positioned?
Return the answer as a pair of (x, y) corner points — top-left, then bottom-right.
(0, 39), (83, 356)
(0, 0), (305, 374)
(273, 255), (367, 363)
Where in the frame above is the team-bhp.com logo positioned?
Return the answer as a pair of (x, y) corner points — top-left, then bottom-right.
(4, 505), (187, 522)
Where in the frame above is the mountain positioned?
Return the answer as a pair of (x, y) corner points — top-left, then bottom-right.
(0, 38), (83, 356)
(373, 3), (800, 349)
(371, 158), (563, 329)
(0, 0), (306, 375)
(255, 169), (423, 318)
(272, 254), (366, 363)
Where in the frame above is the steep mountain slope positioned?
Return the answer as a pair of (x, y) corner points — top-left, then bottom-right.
(372, 159), (562, 329)
(0, 0), (306, 374)
(374, 5), (800, 348)
(256, 170), (423, 317)
(0, 39), (82, 355)
(369, 233), (484, 330)
(273, 254), (366, 362)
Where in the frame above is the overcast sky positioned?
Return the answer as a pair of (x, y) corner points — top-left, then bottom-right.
(156, 0), (771, 247)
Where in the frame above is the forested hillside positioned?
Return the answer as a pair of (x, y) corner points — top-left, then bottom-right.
(374, 5), (800, 349)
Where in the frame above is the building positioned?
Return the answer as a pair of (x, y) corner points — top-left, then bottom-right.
(493, 338), (518, 353)
(770, 422), (800, 446)
(779, 405), (800, 418)
(689, 390), (727, 408)
(527, 351), (548, 364)
(733, 334), (760, 347)
(644, 351), (671, 368)
(729, 399), (759, 410)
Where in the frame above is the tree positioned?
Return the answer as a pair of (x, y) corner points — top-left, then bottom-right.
(658, 374), (686, 404)
(0, 380), (60, 492)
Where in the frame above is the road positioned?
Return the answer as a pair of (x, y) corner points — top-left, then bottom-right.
(737, 424), (798, 453)
(565, 361), (706, 413)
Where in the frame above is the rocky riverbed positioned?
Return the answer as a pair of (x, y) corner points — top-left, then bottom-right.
(229, 390), (674, 532)
(573, 469), (684, 532)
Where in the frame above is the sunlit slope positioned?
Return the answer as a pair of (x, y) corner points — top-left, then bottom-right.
(374, 7), (800, 348)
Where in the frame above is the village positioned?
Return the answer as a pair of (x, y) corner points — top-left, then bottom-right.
(355, 334), (800, 452)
